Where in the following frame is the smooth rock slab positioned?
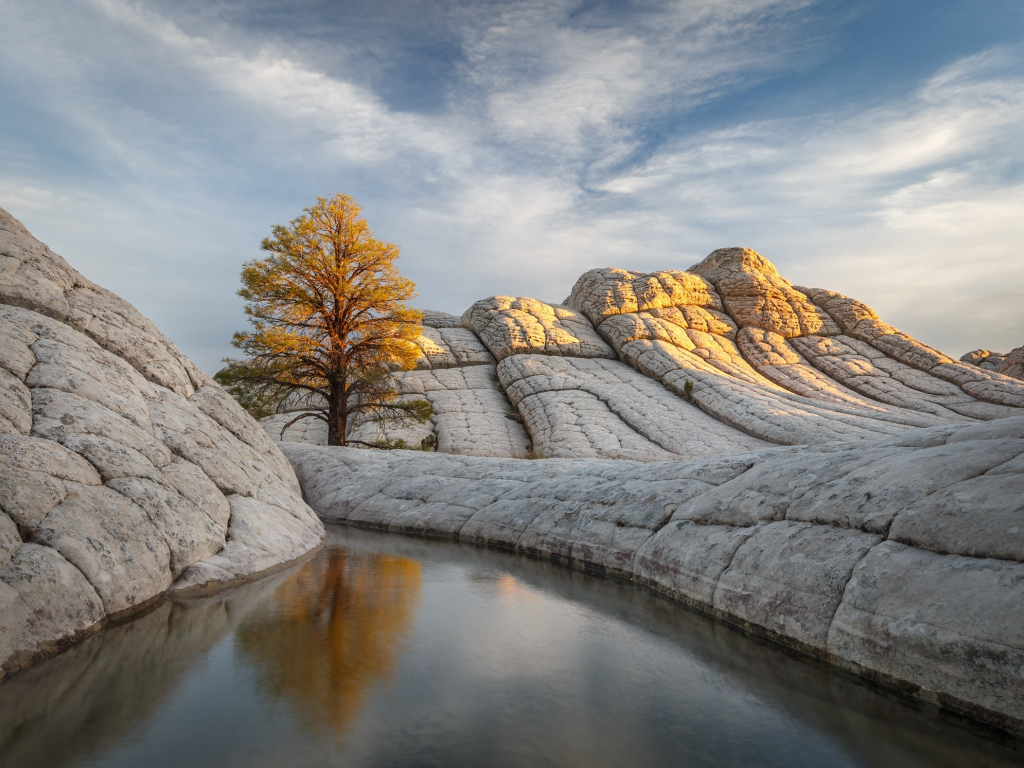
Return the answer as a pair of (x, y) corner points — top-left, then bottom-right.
(829, 542), (1024, 729)
(713, 521), (881, 650)
(888, 472), (1024, 562)
(787, 437), (1024, 534)
(635, 521), (756, 606)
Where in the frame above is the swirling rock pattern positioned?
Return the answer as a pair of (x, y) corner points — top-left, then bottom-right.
(276, 246), (1024, 457)
(0, 208), (325, 679)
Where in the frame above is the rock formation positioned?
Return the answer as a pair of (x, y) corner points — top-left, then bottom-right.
(265, 245), (1024, 733)
(0, 208), (325, 678)
(269, 247), (1024, 459)
(963, 345), (1024, 381)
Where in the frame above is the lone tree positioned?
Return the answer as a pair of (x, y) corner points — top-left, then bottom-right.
(217, 194), (430, 446)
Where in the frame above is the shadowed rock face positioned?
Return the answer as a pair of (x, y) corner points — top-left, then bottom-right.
(0, 207), (325, 679)
(963, 345), (1024, 381)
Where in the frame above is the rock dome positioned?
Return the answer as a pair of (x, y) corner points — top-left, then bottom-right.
(0, 208), (325, 678)
(269, 249), (1024, 458)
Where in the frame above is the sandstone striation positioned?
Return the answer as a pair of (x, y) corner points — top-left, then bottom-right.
(0, 207), (325, 679)
(268, 247), (1024, 457)
(270, 308), (532, 456)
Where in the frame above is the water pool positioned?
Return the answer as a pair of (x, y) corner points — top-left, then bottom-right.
(1, 526), (1021, 768)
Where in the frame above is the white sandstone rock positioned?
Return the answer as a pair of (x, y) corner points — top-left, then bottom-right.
(0, 206), (324, 678)
(462, 296), (615, 361)
(828, 542), (1024, 729)
(0, 544), (105, 676)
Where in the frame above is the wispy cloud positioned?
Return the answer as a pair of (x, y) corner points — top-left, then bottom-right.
(0, 0), (1021, 370)
(580, 45), (1024, 351)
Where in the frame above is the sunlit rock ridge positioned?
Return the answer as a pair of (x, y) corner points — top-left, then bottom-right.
(276, 248), (1024, 734)
(269, 247), (1024, 455)
(0, 208), (325, 679)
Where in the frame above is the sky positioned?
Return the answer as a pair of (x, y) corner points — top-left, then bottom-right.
(1, 0), (1023, 373)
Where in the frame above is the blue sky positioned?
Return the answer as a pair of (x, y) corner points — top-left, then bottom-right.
(1, 0), (1023, 373)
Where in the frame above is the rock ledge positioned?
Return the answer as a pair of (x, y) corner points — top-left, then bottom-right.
(284, 414), (1024, 735)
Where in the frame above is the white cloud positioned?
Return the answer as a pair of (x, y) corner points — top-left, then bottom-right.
(0, 0), (1022, 370)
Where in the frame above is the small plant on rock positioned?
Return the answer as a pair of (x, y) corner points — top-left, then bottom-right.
(683, 379), (694, 402)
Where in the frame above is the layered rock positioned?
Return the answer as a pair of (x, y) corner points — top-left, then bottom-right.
(266, 247), (1024, 458)
(963, 345), (1024, 381)
(566, 252), (1017, 447)
(269, 310), (532, 455)
(496, 355), (767, 460)
(0, 208), (325, 679)
(283, 413), (1024, 733)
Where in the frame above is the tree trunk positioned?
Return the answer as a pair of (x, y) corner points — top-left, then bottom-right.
(327, 385), (348, 446)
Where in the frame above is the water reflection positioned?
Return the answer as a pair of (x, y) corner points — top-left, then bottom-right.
(235, 548), (421, 737)
(0, 527), (1022, 768)
(0, 569), (293, 768)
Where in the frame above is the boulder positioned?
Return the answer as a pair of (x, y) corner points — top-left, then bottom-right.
(0, 207), (325, 679)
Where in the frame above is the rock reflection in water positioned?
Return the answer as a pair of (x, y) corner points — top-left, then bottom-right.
(234, 548), (421, 737)
(0, 569), (293, 768)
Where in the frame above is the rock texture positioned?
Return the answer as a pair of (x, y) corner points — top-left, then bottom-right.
(963, 345), (1024, 381)
(267, 248), (1024, 458)
(262, 245), (1024, 733)
(0, 207), (325, 679)
(269, 263), (1021, 464)
(270, 309), (532, 456)
(284, 413), (1024, 733)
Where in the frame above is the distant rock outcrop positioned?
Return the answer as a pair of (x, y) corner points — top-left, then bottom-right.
(0, 207), (325, 678)
(962, 345), (1024, 381)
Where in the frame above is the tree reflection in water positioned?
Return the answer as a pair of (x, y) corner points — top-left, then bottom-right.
(235, 548), (422, 736)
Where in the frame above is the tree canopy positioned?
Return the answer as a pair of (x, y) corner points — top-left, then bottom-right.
(217, 194), (430, 446)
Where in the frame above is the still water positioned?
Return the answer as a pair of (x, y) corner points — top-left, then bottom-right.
(1, 526), (1022, 768)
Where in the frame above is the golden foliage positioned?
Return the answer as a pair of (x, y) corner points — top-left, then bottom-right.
(226, 194), (427, 444)
(235, 549), (422, 737)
